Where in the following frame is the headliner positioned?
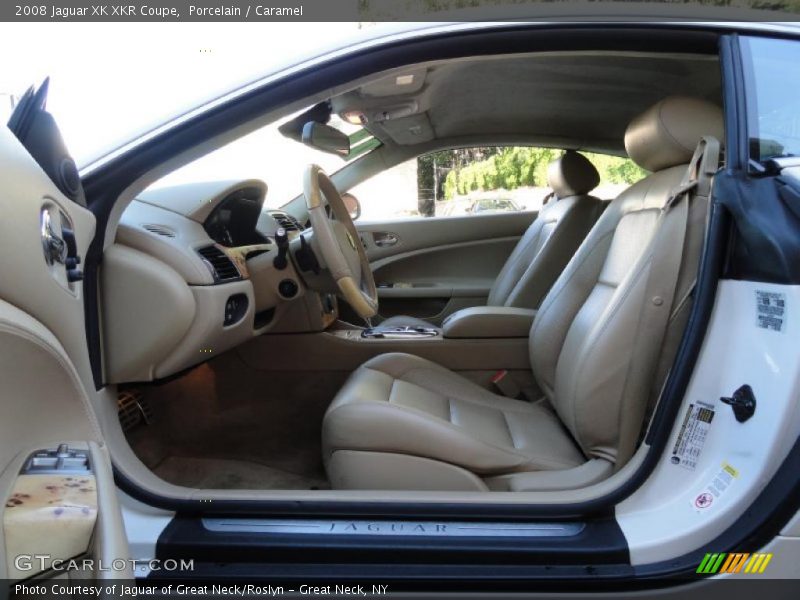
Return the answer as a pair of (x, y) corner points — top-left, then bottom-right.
(332, 51), (721, 156)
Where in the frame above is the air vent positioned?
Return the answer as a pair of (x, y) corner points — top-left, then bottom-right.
(269, 211), (304, 232)
(196, 246), (241, 283)
(142, 224), (176, 238)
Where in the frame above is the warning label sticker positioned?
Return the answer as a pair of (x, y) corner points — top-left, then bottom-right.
(756, 290), (787, 333)
(692, 462), (740, 511)
(670, 401), (715, 471)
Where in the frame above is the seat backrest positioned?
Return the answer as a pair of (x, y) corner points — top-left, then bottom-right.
(529, 96), (724, 465)
(488, 151), (603, 309)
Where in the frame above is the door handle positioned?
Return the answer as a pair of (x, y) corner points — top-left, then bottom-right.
(41, 206), (83, 282)
(41, 208), (67, 266)
(372, 232), (399, 247)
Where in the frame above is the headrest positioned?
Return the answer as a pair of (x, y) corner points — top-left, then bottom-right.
(547, 150), (600, 198)
(625, 96), (724, 172)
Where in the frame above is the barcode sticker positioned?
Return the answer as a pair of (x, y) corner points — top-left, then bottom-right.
(756, 290), (786, 333)
(670, 401), (715, 471)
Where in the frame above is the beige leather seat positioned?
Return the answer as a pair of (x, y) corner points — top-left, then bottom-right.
(323, 96), (723, 491)
(380, 151), (604, 329)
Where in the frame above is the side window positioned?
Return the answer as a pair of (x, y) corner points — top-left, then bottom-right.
(349, 146), (646, 221)
(741, 37), (800, 163)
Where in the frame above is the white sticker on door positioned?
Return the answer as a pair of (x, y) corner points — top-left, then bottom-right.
(670, 401), (715, 471)
(756, 290), (787, 333)
(692, 462), (739, 511)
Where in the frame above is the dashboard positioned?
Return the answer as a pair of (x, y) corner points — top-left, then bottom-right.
(104, 178), (337, 384)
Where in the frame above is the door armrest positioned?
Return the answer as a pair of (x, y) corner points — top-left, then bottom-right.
(442, 307), (537, 339)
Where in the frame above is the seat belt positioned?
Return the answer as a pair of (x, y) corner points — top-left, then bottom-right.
(491, 369), (524, 399)
(615, 136), (721, 470)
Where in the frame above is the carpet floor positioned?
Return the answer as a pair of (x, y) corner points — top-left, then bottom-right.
(124, 349), (538, 491)
(124, 351), (349, 490)
(152, 456), (329, 490)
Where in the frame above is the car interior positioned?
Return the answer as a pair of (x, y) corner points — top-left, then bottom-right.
(99, 49), (725, 495)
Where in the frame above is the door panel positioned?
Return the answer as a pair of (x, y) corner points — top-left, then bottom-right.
(0, 122), (130, 580)
(0, 126), (97, 388)
(0, 301), (130, 581)
(355, 212), (535, 323)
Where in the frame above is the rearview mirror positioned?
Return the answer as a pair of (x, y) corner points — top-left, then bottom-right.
(301, 122), (350, 157)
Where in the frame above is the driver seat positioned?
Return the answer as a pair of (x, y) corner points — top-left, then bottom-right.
(322, 96), (723, 491)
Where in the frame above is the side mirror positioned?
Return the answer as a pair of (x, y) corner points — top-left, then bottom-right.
(342, 193), (361, 221)
(301, 122), (350, 157)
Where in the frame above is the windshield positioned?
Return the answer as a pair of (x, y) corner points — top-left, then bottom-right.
(0, 23), (365, 165)
(149, 110), (379, 208)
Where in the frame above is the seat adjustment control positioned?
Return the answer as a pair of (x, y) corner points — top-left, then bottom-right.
(21, 444), (91, 475)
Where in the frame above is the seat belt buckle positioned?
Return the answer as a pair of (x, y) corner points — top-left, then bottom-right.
(491, 370), (523, 399)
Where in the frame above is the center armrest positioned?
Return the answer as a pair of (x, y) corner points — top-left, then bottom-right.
(442, 307), (537, 339)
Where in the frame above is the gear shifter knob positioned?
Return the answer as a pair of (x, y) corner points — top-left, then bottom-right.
(273, 227), (289, 270)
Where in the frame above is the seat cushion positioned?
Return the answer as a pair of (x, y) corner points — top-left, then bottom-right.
(322, 353), (585, 477)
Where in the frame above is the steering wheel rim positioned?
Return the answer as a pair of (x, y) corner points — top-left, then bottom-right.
(303, 164), (378, 320)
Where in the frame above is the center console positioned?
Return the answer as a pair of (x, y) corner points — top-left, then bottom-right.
(239, 304), (540, 374)
(441, 306), (537, 339)
(361, 324), (440, 339)
(357, 306), (536, 341)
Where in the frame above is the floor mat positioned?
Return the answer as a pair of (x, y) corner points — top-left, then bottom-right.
(153, 456), (329, 490)
(125, 351), (350, 490)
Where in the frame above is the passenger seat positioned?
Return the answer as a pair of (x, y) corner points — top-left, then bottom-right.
(380, 150), (605, 329)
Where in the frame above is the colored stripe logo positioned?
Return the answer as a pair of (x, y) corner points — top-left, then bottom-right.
(696, 552), (773, 574)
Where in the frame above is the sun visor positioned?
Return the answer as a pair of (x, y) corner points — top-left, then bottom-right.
(379, 113), (435, 145)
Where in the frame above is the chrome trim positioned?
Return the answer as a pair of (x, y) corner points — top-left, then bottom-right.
(373, 231), (399, 247)
(362, 325), (439, 339)
(40, 207), (67, 266)
(203, 518), (584, 538)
